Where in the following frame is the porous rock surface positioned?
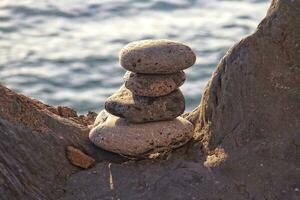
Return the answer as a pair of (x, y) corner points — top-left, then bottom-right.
(89, 110), (194, 156)
(119, 39), (196, 74)
(124, 71), (186, 97)
(105, 85), (185, 123)
(1, 1), (300, 199)
(187, 0), (300, 199)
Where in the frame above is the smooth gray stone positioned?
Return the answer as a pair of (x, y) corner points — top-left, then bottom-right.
(105, 85), (185, 123)
(119, 39), (196, 74)
(123, 71), (186, 97)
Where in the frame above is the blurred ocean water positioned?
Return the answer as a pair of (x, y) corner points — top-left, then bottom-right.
(0, 0), (270, 114)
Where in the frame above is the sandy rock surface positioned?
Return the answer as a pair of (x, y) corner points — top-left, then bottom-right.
(1, 1), (300, 199)
(66, 146), (95, 169)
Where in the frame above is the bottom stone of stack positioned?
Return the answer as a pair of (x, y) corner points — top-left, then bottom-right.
(89, 110), (194, 156)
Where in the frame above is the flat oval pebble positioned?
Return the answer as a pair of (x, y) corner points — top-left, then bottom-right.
(89, 110), (194, 156)
(119, 39), (196, 74)
(105, 85), (185, 123)
(123, 71), (186, 97)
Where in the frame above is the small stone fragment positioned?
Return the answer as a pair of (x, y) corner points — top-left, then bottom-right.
(119, 39), (196, 74)
(66, 146), (95, 169)
(89, 111), (194, 156)
(124, 71), (186, 97)
(93, 109), (109, 127)
(105, 85), (185, 123)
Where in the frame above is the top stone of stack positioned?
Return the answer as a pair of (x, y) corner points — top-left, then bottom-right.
(119, 39), (196, 74)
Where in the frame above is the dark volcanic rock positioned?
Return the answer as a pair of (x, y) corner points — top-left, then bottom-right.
(119, 39), (196, 74)
(105, 85), (185, 123)
(124, 71), (186, 97)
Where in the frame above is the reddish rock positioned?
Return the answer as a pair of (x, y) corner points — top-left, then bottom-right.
(80, 111), (98, 126)
(57, 106), (78, 118)
(66, 146), (95, 169)
(0, 84), (123, 199)
(0, 85), (96, 133)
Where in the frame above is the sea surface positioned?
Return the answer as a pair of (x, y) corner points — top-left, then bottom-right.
(0, 0), (270, 114)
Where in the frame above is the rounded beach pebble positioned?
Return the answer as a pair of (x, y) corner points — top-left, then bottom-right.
(105, 85), (185, 123)
(119, 39), (196, 74)
(123, 71), (186, 97)
(89, 110), (194, 156)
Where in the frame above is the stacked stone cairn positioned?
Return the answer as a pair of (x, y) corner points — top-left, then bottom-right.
(89, 40), (196, 157)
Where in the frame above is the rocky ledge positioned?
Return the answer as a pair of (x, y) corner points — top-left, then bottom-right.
(1, 0), (299, 199)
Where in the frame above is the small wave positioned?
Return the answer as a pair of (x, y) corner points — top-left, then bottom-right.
(5, 5), (75, 19)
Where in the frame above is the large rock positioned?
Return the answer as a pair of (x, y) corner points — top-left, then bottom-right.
(119, 39), (196, 74)
(0, 84), (125, 200)
(124, 71), (186, 97)
(105, 85), (185, 123)
(89, 110), (194, 156)
(187, 0), (300, 199)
